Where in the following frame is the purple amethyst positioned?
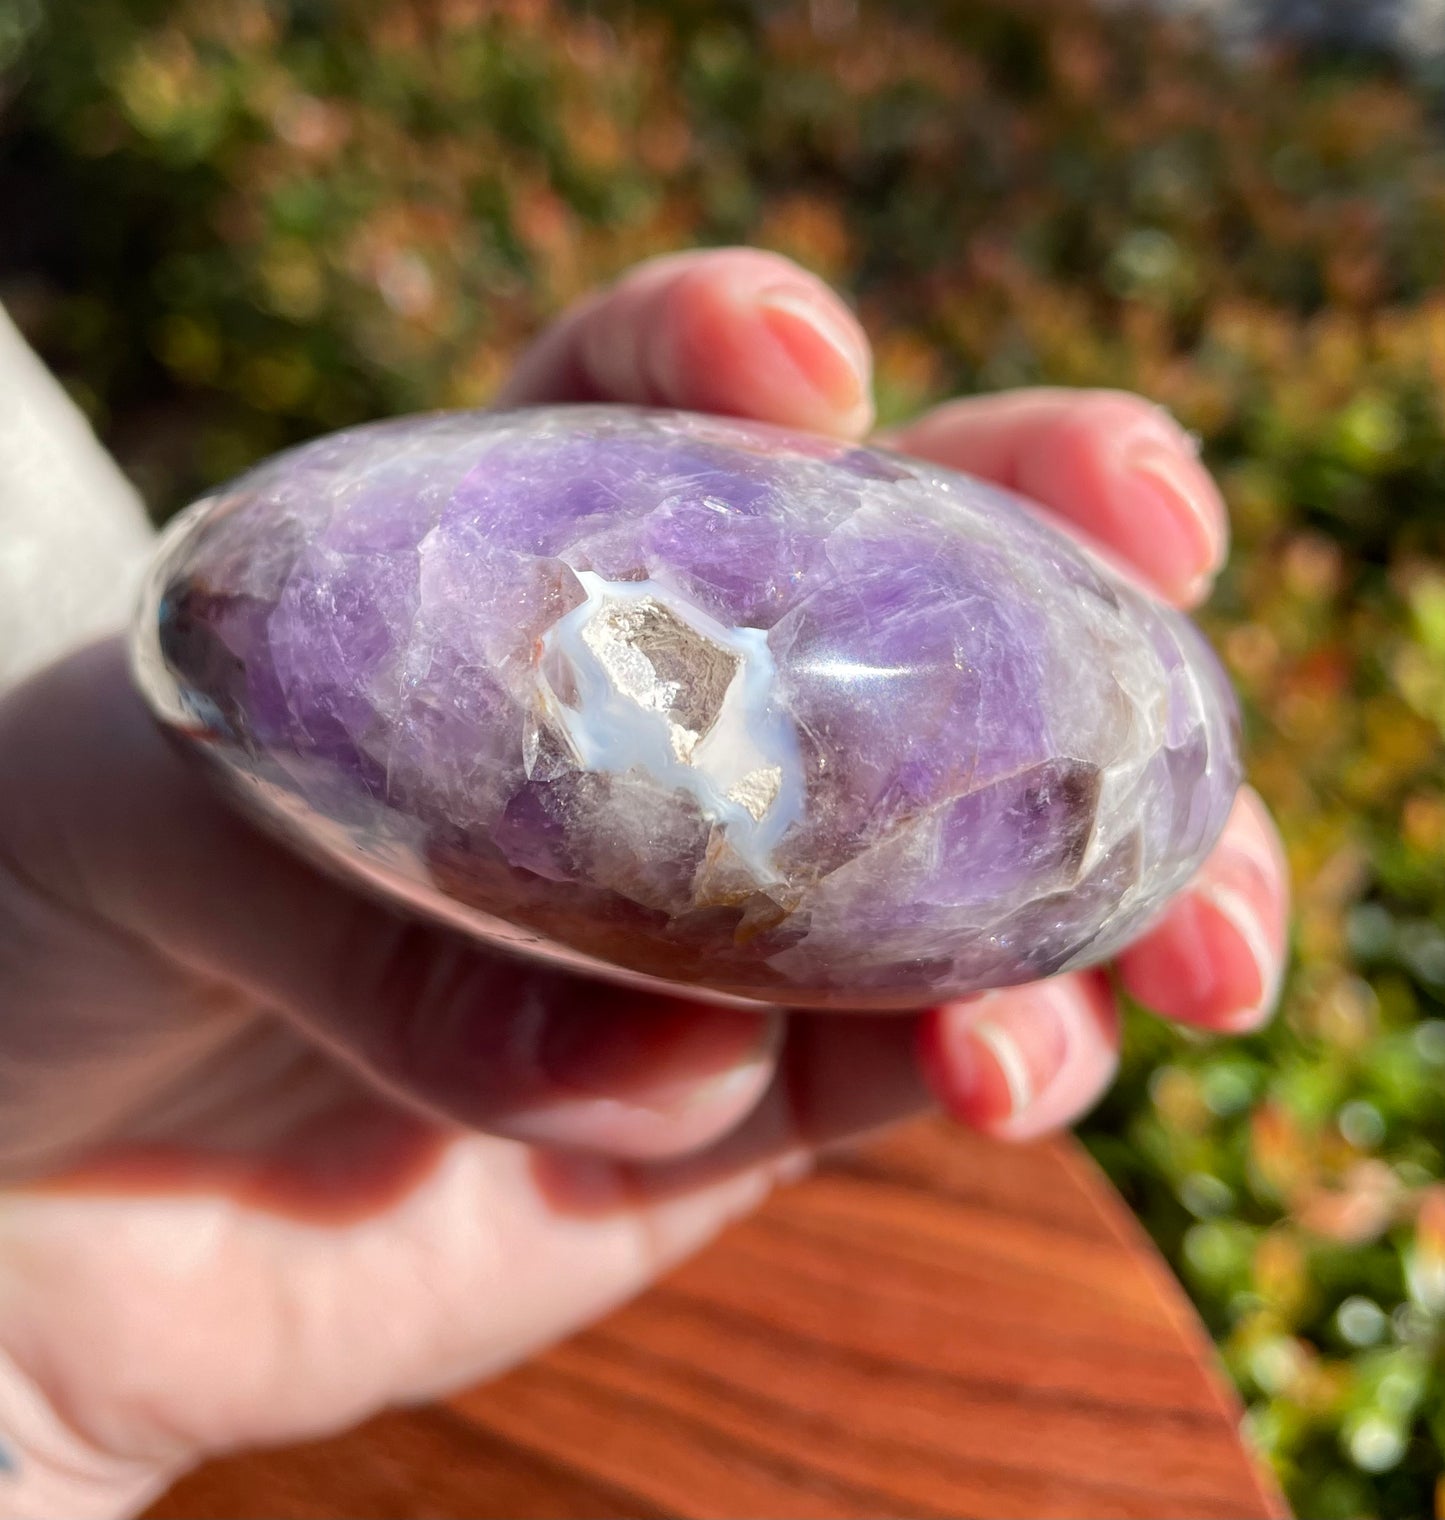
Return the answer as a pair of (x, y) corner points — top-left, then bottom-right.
(132, 405), (1241, 1009)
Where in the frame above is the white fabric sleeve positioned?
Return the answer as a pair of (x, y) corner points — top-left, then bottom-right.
(0, 304), (155, 688)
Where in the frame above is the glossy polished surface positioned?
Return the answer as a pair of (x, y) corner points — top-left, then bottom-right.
(133, 405), (1241, 1008)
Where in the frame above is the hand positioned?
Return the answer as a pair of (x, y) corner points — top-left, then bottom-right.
(0, 248), (1288, 1517)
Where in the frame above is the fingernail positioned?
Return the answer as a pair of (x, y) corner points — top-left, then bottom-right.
(539, 1001), (780, 1115)
(1123, 436), (1226, 601)
(1126, 884), (1281, 1032)
(1149, 401), (1203, 458)
(756, 284), (872, 418)
(1201, 883), (1283, 1031)
(931, 989), (1072, 1128)
(1233, 786), (1288, 877)
(772, 1149), (815, 1186)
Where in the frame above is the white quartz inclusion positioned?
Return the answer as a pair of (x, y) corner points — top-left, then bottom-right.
(537, 571), (803, 879)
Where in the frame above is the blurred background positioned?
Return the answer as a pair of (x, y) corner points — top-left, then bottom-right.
(3, 0), (1445, 1514)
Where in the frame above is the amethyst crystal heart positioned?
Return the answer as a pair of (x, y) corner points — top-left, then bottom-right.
(132, 405), (1241, 1009)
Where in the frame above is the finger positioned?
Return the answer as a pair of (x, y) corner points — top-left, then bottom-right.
(915, 973), (1121, 1142)
(1115, 786), (1288, 1033)
(496, 247), (873, 436)
(628, 1008), (933, 1197)
(886, 388), (1227, 607)
(328, 943), (783, 1162)
(0, 640), (780, 1166)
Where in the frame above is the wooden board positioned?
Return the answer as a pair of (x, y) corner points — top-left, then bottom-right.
(149, 1117), (1287, 1519)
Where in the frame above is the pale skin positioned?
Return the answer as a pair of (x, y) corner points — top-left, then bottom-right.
(0, 248), (1289, 1517)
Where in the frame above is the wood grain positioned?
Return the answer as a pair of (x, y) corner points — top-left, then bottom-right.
(149, 1118), (1287, 1519)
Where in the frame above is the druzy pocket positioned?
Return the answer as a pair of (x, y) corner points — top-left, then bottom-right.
(134, 405), (1241, 1009)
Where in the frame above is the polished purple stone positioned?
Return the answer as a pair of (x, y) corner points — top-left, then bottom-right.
(133, 405), (1241, 1009)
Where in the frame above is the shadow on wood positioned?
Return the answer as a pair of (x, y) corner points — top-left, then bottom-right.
(149, 1116), (1287, 1519)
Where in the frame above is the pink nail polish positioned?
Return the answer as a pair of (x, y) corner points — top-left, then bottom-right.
(971, 1020), (1037, 1120)
(772, 1150), (815, 1186)
(758, 285), (870, 369)
(538, 1000), (778, 1113)
(925, 989), (1072, 1128)
(1124, 437), (1226, 598)
(756, 285), (872, 417)
(1200, 883), (1282, 1030)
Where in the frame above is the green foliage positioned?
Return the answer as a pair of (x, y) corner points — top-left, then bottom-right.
(6, 1), (1445, 1512)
